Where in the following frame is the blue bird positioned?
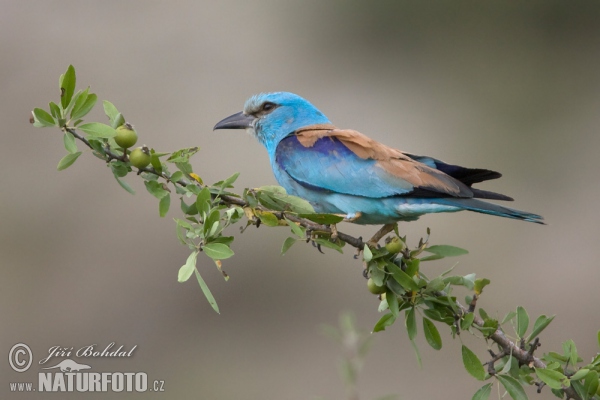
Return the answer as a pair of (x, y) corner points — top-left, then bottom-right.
(214, 92), (543, 240)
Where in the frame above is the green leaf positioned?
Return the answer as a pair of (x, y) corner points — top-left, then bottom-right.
(363, 244), (373, 262)
(526, 315), (555, 342)
(178, 251), (197, 282)
(425, 276), (445, 292)
(103, 100), (121, 126)
(369, 264), (385, 286)
(149, 152), (163, 175)
(203, 243), (234, 260)
(424, 244), (468, 257)
(170, 171), (184, 183)
(284, 217), (305, 238)
(444, 274), (476, 290)
(159, 194), (170, 217)
(256, 210), (279, 227)
(49, 102), (61, 119)
(298, 213), (344, 225)
(373, 313), (396, 332)
(584, 370), (598, 398)
(564, 339), (579, 366)
(405, 259), (420, 277)
(471, 383), (492, 400)
(32, 108), (56, 127)
(419, 254), (445, 262)
(203, 209), (221, 237)
(598, 330), (600, 348)
(57, 151), (82, 171)
(214, 172), (240, 191)
(60, 65), (76, 109)
(423, 318), (442, 350)
(64, 89), (83, 119)
(500, 352), (514, 374)
(281, 237), (296, 255)
(497, 374), (528, 400)
(78, 122), (117, 138)
(196, 187), (212, 217)
(144, 181), (168, 199)
(406, 307), (417, 341)
(535, 368), (566, 390)
(313, 238), (344, 253)
(255, 185), (315, 214)
(71, 92), (97, 120)
(516, 306), (529, 338)
(63, 132), (77, 153)
(461, 312), (475, 331)
(167, 147), (200, 163)
(386, 289), (399, 317)
(387, 262), (419, 292)
(175, 161), (192, 175)
(69, 88), (88, 117)
(114, 113), (126, 130)
(570, 368), (590, 381)
(110, 161), (128, 177)
(194, 268), (219, 314)
(462, 345), (486, 381)
(114, 176), (135, 194)
(474, 278), (490, 294)
(502, 311), (517, 325)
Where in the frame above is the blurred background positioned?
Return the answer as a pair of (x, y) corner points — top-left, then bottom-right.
(2, 1), (600, 398)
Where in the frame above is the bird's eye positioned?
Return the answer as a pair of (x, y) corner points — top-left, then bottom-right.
(262, 102), (276, 112)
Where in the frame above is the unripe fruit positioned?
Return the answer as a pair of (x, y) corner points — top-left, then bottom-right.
(129, 147), (151, 169)
(367, 278), (386, 294)
(114, 122), (138, 149)
(385, 237), (406, 254)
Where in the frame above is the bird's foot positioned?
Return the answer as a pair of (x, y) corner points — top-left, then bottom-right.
(330, 223), (338, 241)
(366, 223), (397, 247)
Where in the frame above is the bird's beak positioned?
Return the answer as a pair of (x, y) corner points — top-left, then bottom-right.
(213, 111), (255, 130)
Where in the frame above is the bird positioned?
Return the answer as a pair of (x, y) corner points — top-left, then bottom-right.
(214, 92), (544, 241)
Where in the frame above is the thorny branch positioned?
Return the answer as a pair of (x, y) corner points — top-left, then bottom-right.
(66, 126), (581, 400)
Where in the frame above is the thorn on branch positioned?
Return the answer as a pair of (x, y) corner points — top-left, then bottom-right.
(483, 349), (508, 376)
(527, 337), (541, 361)
(468, 294), (478, 313)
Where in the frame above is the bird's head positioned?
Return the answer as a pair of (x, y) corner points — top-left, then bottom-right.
(213, 92), (331, 153)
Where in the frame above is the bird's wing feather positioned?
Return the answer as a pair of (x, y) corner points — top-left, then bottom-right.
(276, 125), (474, 199)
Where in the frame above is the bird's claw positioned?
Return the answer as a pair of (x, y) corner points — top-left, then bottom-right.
(330, 223), (338, 241)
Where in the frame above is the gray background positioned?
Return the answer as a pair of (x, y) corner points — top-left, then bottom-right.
(2, 1), (600, 399)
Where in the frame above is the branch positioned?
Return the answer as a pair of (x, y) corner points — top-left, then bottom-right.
(454, 300), (581, 400)
(66, 126), (366, 250)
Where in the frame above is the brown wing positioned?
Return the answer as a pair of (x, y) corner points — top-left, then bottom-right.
(294, 124), (474, 198)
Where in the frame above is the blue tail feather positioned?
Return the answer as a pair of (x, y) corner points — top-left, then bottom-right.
(435, 198), (545, 224)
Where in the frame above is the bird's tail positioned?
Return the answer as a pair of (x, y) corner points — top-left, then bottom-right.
(435, 198), (545, 224)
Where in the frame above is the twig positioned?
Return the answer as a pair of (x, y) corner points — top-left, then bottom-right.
(64, 125), (580, 399)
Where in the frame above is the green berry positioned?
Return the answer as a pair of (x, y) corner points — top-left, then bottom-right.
(129, 147), (151, 169)
(114, 122), (138, 149)
(367, 278), (386, 294)
(385, 237), (406, 254)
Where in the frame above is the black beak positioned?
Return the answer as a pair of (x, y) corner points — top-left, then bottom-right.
(213, 111), (255, 130)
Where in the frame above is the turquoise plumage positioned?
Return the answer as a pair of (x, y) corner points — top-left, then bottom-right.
(214, 92), (544, 225)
